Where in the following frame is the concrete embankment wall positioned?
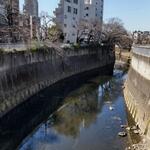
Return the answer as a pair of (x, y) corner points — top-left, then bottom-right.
(124, 46), (150, 139)
(0, 46), (115, 118)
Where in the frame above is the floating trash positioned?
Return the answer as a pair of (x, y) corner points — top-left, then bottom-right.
(109, 106), (114, 111)
(118, 132), (127, 137)
(121, 125), (128, 128)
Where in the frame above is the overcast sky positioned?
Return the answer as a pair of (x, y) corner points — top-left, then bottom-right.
(20, 0), (150, 31)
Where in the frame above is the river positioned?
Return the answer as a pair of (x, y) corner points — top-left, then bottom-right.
(0, 69), (138, 150)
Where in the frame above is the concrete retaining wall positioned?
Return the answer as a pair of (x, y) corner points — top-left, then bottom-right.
(0, 46), (115, 118)
(124, 46), (150, 140)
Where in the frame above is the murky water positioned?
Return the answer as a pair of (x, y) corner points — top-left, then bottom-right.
(14, 70), (130, 150)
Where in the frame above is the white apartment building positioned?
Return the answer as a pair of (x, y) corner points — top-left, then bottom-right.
(54, 0), (104, 43)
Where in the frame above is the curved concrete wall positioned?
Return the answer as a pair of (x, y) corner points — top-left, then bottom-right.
(124, 46), (150, 140)
(0, 46), (115, 118)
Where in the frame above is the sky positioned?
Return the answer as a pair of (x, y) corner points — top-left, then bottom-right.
(20, 0), (150, 31)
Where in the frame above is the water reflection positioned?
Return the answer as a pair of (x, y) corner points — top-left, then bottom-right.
(51, 84), (99, 138)
(0, 70), (130, 150)
(18, 70), (129, 150)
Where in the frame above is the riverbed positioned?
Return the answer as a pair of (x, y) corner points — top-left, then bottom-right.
(15, 69), (131, 150)
(0, 69), (139, 150)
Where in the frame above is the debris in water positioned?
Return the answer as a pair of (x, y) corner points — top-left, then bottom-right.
(125, 146), (131, 150)
(112, 116), (122, 121)
(126, 127), (131, 131)
(109, 106), (114, 111)
(131, 126), (138, 130)
(121, 125), (128, 128)
(118, 132), (127, 137)
(122, 85), (125, 89)
(133, 130), (140, 134)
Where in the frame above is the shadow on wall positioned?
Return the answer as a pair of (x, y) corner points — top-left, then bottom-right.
(0, 66), (112, 150)
(0, 45), (115, 118)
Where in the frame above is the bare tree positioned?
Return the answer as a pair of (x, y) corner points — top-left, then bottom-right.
(6, 0), (20, 43)
(0, 0), (19, 43)
(48, 24), (64, 42)
(0, 1), (41, 45)
(119, 34), (133, 50)
(86, 20), (102, 44)
(133, 31), (150, 45)
(40, 11), (53, 40)
(102, 18), (132, 48)
(40, 11), (64, 42)
(76, 20), (86, 43)
(76, 19), (102, 44)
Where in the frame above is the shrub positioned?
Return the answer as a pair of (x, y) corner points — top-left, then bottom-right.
(0, 48), (4, 54)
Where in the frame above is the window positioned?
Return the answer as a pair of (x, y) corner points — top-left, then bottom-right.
(73, 8), (78, 14)
(86, 13), (89, 16)
(67, 6), (71, 13)
(73, 0), (78, 4)
(64, 15), (67, 19)
(64, 24), (67, 27)
(66, 0), (71, 2)
(85, 7), (89, 10)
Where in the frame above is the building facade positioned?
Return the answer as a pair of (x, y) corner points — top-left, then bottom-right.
(0, 0), (40, 43)
(0, 0), (8, 26)
(54, 0), (104, 43)
(24, 0), (40, 40)
(0, 0), (20, 43)
(24, 0), (39, 17)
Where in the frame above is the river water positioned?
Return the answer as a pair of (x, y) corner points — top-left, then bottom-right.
(12, 69), (131, 150)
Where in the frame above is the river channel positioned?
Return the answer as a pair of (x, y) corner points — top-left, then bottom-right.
(0, 69), (138, 150)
